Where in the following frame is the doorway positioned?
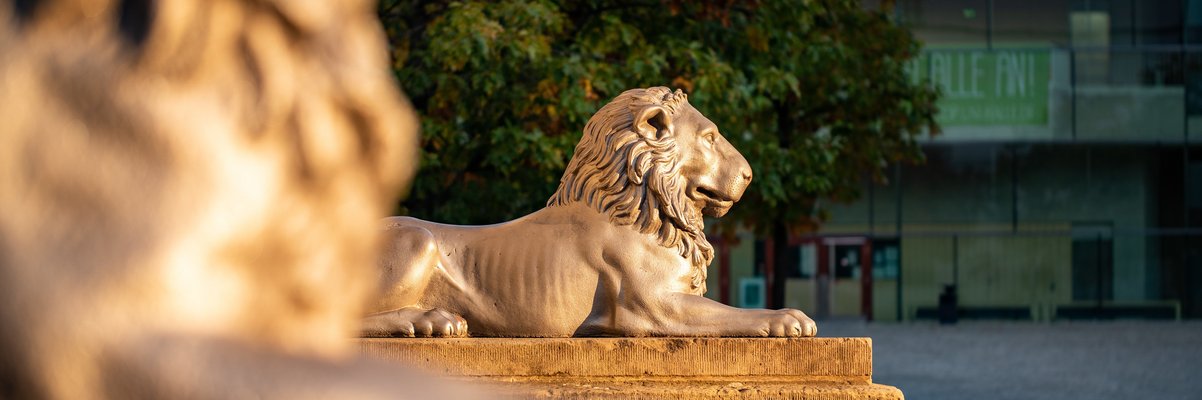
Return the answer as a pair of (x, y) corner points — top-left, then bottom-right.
(811, 237), (874, 320)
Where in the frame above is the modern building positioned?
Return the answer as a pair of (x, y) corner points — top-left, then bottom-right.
(705, 0), (1202, 321)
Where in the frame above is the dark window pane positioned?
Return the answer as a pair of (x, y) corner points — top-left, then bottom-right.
(1071, 224), (1114, 301)
(834, 245), (861, 279)
(1134, 0), (1183, 45)
(1072, 0), (1136, 46)
(781, 244), (805, 278)
(1073, 0), (1184, 46)
(1186, 52), (1202, 118)
(872, 240), (901, 280)
(742, 280), (762, 307)
(902, 144), (1011, 224)
(898, 0), (990, 46)
(1186, 0), (1202, 44)
(798, 244), (816, 279)
(994, 0), (1075, 46)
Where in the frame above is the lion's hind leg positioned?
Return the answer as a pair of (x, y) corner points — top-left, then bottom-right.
(363, 223), (469, 337)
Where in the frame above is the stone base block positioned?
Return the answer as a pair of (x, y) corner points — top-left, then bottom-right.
(359, 337), (902, 399)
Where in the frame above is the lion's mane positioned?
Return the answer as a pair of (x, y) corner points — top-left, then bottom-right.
(547, 87), (712, 293)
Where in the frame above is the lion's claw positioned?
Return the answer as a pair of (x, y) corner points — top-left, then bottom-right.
(760, 309), (816, 338)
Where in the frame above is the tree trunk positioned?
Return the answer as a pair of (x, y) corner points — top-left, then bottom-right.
(768, 99), (795, 311)
(769, 221), (791, 310)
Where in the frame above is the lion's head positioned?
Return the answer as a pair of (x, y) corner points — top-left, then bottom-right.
(548, 87), (753, 293)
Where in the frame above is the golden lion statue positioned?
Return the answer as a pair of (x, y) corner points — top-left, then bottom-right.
(0, 0), (472, 398)
(363, 87), (817, 338)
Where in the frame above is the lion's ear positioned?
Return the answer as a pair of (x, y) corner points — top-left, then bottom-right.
(634, 106), (673, 140)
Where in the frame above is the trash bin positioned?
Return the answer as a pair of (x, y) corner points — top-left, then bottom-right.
(938, 284), (958, 324)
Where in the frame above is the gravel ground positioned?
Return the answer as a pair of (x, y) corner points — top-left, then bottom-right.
(819, 320), (1202, 400)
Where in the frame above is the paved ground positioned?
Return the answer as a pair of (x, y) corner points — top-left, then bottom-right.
(819, 320), (1202, 400)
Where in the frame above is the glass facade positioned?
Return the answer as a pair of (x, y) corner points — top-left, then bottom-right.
(704, 0), (1202, 321)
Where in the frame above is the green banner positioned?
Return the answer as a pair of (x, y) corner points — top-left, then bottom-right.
(913, 50), (1051, 126)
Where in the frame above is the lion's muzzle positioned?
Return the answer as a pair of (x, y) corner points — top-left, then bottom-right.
(696, 153), (751, 217)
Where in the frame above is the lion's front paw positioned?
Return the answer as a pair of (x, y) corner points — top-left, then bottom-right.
(362, 307), (468, 338)
(757, 309), (817, 337)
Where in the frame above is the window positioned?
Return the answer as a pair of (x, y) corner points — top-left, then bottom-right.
(993, 0), (1074, 46)
(833, 245), (861, 279)
(798, 243), (816, 279)
(1071, 224), (1114, 301)
(873, 240), (901, 279)
(897, 0), (990, 46)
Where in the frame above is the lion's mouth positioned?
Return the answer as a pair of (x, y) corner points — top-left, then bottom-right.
(691, 186), (735, 216)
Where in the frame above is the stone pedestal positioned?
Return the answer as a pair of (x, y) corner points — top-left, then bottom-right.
(359, 337), (902, 399)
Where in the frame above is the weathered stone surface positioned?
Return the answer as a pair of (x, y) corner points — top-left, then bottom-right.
(360, 337), (902, 399)
(461, 377), (903, 400)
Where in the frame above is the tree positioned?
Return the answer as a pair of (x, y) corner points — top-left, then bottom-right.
(379, 0), (939, 306)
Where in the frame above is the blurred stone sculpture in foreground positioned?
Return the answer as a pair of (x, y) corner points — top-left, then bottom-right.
(365, 87), (817, 338)
(0, 0), (468, 398)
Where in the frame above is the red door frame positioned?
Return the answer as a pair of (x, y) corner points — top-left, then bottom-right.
(715, 234), (873, 320)
(799, 236), (874, 321)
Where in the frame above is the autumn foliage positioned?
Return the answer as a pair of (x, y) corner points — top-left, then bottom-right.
(380, 0), (938, 237)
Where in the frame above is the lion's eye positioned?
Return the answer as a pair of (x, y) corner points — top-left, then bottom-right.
(703, 132), (716, 144)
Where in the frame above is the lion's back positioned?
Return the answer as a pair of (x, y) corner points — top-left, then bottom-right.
(399, 206), (614, 336)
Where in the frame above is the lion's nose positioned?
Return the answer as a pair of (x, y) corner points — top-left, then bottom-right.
(732, 154), (753, 185)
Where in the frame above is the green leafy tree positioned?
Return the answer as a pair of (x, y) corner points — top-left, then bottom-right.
(379, 0), (938, 306)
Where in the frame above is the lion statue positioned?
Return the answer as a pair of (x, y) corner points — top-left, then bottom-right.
(363, 87), (817, 338)
(0, 0), (470, 398)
